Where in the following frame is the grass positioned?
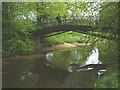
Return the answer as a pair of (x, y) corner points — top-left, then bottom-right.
(44, 31), (102, 46)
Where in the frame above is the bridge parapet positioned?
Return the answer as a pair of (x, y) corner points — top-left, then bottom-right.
(37, 17), (96, 29)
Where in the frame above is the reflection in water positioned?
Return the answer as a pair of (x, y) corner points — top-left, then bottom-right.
(46, 47), (102, 72)
(71, 50), (82, 61)
(86, 48), (102, 65)
(46, 52), (53, 66)
(46, 46), (90, 71)
(20, 72), (35, 81)
(3, 58), (69, 88)
(2, 59), (40, 88)
(19, 71), (39, 87)
(68, 67), (72, 72)
(46, 52), (53, 60)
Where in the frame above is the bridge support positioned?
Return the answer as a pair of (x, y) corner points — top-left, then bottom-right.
(33, 33), (42, 47)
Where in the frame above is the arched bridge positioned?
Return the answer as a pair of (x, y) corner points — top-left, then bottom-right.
(35, 25), (92, 38)
(34, 17), (95, 39)
(33, 16), (116, 46)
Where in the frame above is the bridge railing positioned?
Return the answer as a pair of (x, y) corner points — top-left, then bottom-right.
(37, 17), (96, 29)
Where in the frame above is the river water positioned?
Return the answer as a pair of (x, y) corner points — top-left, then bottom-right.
(2, 41), (118, 88)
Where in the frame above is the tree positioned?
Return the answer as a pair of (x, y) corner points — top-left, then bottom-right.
(97, 2), (118, 37)
(2, 2), (36, 56)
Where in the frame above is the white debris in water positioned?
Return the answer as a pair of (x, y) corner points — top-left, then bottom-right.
(87, 67), (93, 70)
(99, 69), (106, 72)
(97, 69), (106, 79)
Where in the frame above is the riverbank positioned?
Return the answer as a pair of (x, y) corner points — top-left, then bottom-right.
(2, 42), (92, 60)
(44, 42), (92, 51)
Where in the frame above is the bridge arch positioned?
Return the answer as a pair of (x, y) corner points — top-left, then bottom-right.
(34, 25), (92, 39)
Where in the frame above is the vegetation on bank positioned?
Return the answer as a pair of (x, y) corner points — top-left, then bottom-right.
(94, 41), (119, 88)
(44, 31), (102, 46)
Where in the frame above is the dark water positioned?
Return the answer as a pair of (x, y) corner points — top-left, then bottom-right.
(2, 41), (118, 88)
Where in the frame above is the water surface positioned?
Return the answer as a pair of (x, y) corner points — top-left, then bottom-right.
(3, 42), (118, 88)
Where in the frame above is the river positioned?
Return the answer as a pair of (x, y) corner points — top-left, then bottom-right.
(2, 40), (118, 88)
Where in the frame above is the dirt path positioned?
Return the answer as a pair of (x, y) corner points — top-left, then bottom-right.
(33, 34), (92, 53)
(43, 42), (92, 51)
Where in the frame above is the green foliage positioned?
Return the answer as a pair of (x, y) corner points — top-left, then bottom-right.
(2, 2), (36, 56)
(94, 41), (118, 88)
(36, 2), (69, 24)
(96, 2), (118, 37)
(44, 31), (103, 46)
(36, 2), (98, 27)
(97, 41), (118, 64)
